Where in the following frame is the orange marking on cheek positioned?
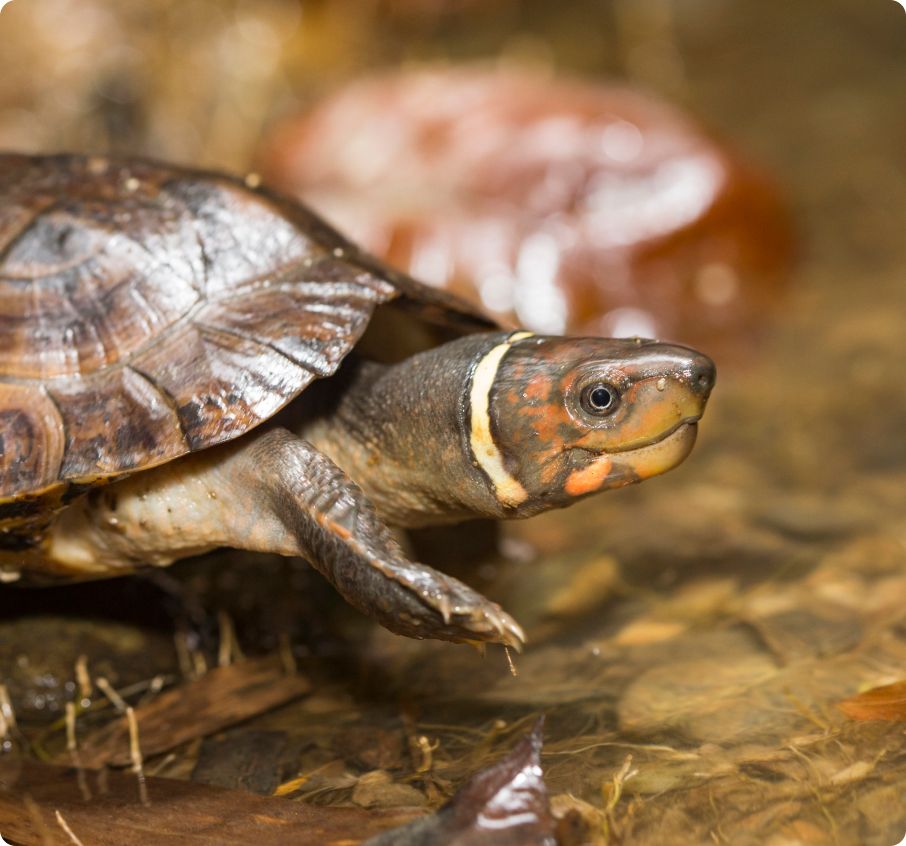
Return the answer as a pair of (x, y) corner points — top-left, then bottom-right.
(564, 454), (613, 497)
(524, 376), (550, 403)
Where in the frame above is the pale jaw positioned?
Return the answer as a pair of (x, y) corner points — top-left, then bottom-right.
(609, 421), (699, 485)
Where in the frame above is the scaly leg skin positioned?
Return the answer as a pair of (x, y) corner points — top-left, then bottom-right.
(248, 430), (524, 649)
(45, 428), (524, 650)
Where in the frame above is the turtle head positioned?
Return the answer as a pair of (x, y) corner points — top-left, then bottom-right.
(471, 332), (715, 517)
(300, 330), (713, 528)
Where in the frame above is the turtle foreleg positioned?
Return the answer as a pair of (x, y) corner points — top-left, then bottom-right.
(44, 427), (523, 648)
(246, 429), (525, 649)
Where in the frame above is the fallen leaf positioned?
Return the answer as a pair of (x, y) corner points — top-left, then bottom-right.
(838, 680), (906, 721)
(0, 761), (418, 845)
(364, 718), (556, 846)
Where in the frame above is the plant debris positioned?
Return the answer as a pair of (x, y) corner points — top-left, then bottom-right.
(364, 719), (555, 846)
(0, 761), (418, 846)
(54, 657), (310, 769)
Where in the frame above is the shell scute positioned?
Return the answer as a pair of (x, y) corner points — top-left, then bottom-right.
(163, 177), (318, 298)
(46, 367), (187, 481)
(0, 192), (206, 381)
(199, 257), (395, 374)
(129, 322), (314, 450)
(0, 384), (66, 499)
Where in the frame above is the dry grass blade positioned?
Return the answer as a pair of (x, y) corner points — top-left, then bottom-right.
(55, 656), (311, 769)
(0, 685), (16, 736)
(55, 810), (87, 846)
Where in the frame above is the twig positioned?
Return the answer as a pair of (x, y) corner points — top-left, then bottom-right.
(603, 754), (637, 814)
(127, 706), (150, 806)
(415, 735), (440, 774)
(65, 702), (77, 754)
(601, 753), (638, 842)
(504, 646), (518, 677)
(192, 649), (208, 678)
(95, 677), (128, 713)
(218, 611), (234, 667)
(75, 655), (93, 703)
(64, 702), (92, 801)
(55, 810), (87, 846)
(0, 684), (17, 734)
(218, 611), (244, 667)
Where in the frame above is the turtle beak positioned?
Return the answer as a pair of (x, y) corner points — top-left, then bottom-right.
(574, 346), (715, 456)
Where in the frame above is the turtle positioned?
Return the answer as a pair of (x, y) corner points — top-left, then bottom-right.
(0, 152), (715, 650)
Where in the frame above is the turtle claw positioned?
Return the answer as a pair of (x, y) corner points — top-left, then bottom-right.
(455, 598), (525, 652)
(437, 593), (453, 625)
(371, 557), (523, 649)
(497, 614), (526, 653)
(411, 571), (526, 650)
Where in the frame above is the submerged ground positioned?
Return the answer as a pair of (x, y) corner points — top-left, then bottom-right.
(2, 1), (906, 844)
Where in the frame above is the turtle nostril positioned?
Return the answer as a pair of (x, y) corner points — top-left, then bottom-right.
(691, 354), (716, 397)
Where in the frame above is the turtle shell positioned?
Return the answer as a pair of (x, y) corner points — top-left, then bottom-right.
(0, 153), (492, 535)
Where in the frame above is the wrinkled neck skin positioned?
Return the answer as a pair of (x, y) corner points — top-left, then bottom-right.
(295, 334), (508, 527)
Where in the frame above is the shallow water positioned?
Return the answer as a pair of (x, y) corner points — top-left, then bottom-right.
(2, 1), (906, 843)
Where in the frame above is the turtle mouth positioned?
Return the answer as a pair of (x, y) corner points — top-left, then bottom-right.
(558, 421), (699, 497)
(606, 421), (699, 482)
(599, 416), (702, 456)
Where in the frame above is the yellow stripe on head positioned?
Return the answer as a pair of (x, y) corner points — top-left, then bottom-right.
(468, 332), (534, 507)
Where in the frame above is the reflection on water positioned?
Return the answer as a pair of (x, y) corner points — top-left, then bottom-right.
(260, 66), (793, 355)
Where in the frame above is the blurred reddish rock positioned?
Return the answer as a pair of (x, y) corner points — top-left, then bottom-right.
(260, 67), (794, 354)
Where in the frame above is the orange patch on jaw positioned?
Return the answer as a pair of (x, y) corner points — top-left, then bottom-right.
(564, 454), (613, 497)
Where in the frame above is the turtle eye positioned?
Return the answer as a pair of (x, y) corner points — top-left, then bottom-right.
(580, 382), (620, 416)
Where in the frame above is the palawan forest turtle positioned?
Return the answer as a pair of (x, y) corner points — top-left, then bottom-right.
(0, 153), (714, 649)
